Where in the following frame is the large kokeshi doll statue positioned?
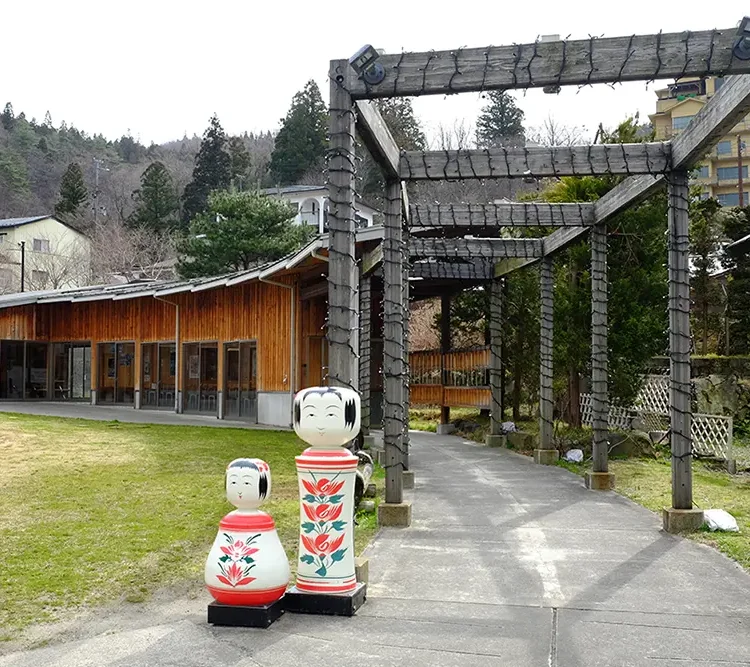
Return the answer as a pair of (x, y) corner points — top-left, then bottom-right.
(292, 387), (361, 595)
(205, 458), (290, 606)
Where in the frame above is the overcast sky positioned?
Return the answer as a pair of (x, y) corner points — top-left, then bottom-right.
(2, 1), (746, 146)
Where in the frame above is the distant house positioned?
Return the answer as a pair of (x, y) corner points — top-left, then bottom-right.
(0, 216), (90, 293)
(262, 185), (378, 234)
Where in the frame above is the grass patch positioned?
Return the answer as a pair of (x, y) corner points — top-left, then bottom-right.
(557, 455), (750, 571)
(0, 413), (380, 635)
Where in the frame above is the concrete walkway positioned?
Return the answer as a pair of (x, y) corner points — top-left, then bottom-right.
(0, 401), (290, 430)
(2, 431), (750, 666)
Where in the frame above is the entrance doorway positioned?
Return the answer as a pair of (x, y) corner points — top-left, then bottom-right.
(53, 343), (91, 400)
(183, 342), (219, 414)
(224, 341), (257, 421)
(97, 342), (135, 404)
(141, 343), (176, 409)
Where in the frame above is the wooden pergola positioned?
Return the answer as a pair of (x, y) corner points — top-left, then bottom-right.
(326, 22), (750, 530)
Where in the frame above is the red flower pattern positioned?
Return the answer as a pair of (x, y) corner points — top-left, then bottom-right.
(302, 533), (345, 556)
(302, 502), (344, 522)
(220, 540), (260, 560)
(216, 561), (256, 587)
(302, 478), (345, 497)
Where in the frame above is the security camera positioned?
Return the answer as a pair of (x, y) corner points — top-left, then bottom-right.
(349, 45), (386, 85)
(734, 17), (750, 60)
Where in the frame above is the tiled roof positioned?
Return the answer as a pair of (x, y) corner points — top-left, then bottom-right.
(0, 216), (50, 228)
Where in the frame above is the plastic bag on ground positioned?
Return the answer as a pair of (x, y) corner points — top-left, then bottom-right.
(703, 509), (740, 532)
(501, 421), (516, 433)
(564, 449), (584, 463)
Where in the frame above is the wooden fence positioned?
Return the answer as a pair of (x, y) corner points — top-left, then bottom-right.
(410, 347), (491, 409)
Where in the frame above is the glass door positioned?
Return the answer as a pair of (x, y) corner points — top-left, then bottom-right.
(141, 343), (158, 407)
(183, 342), (218, 414)
(158, 344), (176, 408)
(224, 344), (240, 418)
(97, 342), (134, 405)
(0, 341), (25, 399)
(53, 343), (91, 400)
(239, 342), (257, 421)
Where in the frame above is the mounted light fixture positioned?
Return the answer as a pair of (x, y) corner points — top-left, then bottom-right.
(349, 45), (386, 85)
(734, 17), (750, 60)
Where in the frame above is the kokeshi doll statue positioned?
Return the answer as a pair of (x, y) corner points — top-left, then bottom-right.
(205, 458), (290, 606)
(292, 387), (361, 595)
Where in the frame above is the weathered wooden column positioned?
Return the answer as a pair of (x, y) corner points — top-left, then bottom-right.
(378, 180), (412, 526)
(664, 169), (702, 532)
(535, 257), (558, 464)
(486, 278), (505, 447)
(438, 294), (452, 433)
(359, 273), (372, 437)
(326, 60), (358, 391)
(401, 218), (412, 478)
(586, 224), (615, 489)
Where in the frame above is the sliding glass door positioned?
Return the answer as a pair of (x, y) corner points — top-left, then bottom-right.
(183, 342), (218, 414)
(97, 342), (135, 404)
(141, 342), (176, 409)
(224, 341), (257, 422)
(53, 343), (91, 400)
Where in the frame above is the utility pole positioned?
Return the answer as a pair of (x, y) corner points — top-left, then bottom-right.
(19, 241), (25, 292)
(92, 158), (109, 225)
(738, 135), (745, 208)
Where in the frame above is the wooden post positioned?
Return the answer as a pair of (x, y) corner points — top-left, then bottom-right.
(402, 226), (411, 472)
(383, 180), (404, 504)
(327, 60), (358, 390)
(359, 273), (372, 436)
(668, 170), (694, 510)
(440, 294), (451, 427)
(489, 278), (503, 437)
(590, 223), (609, 472)
(535, 257), (558, 464)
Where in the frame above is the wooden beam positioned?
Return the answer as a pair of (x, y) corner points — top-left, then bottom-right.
(410, 260), (494, 281)
(361, 242), (383, 275)
(345, 26), (750, 99)
(672, 74), (750, 169)
(300, 280), (328, 301)
(355, 100), (401, 180)
(494, 258), (535, 277)
(410, 238), (543, 259)
(410, 202), (596, 228)
(400, 143), (671, 180)
(543, 174), (666, 257)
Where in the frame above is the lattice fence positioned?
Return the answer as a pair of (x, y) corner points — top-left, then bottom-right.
(635, 374), (671, 414)
(579, 394), (633, 432)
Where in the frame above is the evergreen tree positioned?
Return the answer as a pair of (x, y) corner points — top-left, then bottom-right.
(182, 114), (232, 223)
(722, 206), (750, 354)
(269, 81), (327, 185)
(228, 136), (252, 190)
(43, 111), (53, 128)
(475, 91), (525, 148)
(54, 162), (88, 218)
(178, 190), (314, 278)
(128, 162), (179, 232)
(1, 102), (15, 131)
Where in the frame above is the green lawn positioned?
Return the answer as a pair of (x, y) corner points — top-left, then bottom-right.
(0, 414), (381, 637)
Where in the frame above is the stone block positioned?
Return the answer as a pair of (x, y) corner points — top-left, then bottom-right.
(358, 500), (375, 512)
(402, 470), (415, 489)
(663, 508), (704, 533)
(355, 556), (369, 584)
(363, 435), (377, 449)
(584, 471), (616, 490)
(508, 431), (533, 450)
(365, 483), (377, 498)
(533, 449), (560, 465)
(378, 502), (412, 527)
(485, 434), (507, 448)
(437, 423), (456, 435)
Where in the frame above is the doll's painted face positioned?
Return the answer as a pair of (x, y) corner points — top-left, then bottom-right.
(293, 387), (361, 448)
(225, 458), (270, 510)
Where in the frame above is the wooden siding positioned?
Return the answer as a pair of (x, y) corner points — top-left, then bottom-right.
(0, 279), (297, 393)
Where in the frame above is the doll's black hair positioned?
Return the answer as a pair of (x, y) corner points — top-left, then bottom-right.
(226, 459), (268, 499)
(293, 387), (358, 430)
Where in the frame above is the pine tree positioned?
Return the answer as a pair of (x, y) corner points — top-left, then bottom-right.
(1, 103), (15, 131)
(182, 114), (232, 223)
(177, 190), (314, 278)
(54, 162), (88, 218)
(43, 111), (53, 128)
(228, 136), (252, 190)
(128, 162), (179, 232)
(475, 91), (525, 148)
(269, 81), (328, 185)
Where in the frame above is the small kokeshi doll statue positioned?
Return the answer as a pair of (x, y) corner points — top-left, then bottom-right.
(205, 458), (290, 606)
(292, 387), (361, 595)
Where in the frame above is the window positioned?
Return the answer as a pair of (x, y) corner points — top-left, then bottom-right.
(672, 116), (694, 130)
(717, 193), (740, 207)
(717, 141), (732, 155)
(717, 166), (749, 181)
(694, 165), (709, 178)
(31, 270), (49, 286)
(32, 238), (50, 253)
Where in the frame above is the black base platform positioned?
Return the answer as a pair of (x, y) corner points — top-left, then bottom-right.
(207, 598), (284, 628)
(283, 583), (367, 617)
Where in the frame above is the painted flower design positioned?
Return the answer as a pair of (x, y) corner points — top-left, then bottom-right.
(302, 478), (345, 497)
(216, 561), (256, 588)
(303, 502), (344, 522)
(302, 533), (345, 557)
(220, 539), (259, 560)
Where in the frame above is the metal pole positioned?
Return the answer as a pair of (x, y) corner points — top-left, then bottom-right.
(19, 241), (25, 292)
